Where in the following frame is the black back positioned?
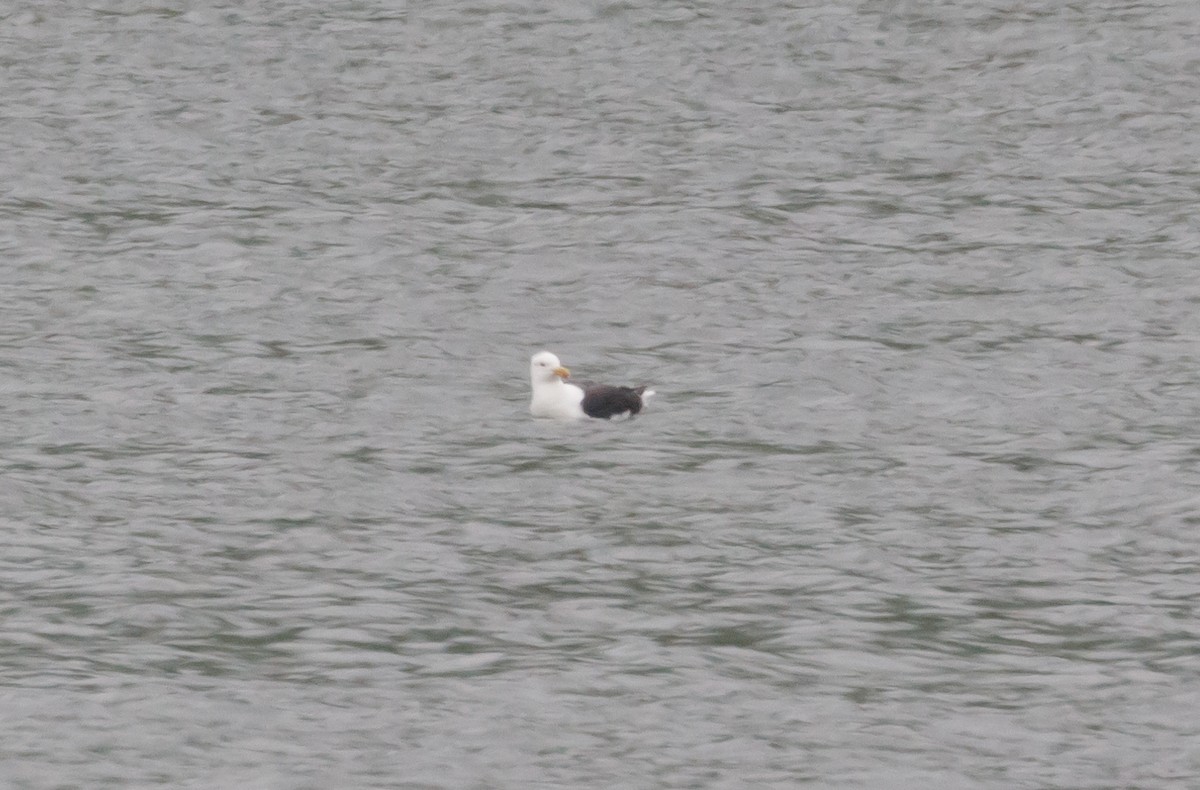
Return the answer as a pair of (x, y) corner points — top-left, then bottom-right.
(580, 384), (647, 419)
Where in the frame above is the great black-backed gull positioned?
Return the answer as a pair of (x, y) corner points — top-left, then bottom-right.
(529, 351), (655, 420)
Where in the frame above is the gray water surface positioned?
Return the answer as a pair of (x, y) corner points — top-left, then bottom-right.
(3, 2), (1199, 788)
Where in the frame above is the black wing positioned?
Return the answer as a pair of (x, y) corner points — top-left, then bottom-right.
(580, 384), (647, 419)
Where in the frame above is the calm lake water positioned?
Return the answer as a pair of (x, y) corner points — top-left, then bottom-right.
(3, 2), (1199, 788)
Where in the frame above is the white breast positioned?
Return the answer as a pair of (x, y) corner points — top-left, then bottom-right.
(530, 379), (586, 420)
